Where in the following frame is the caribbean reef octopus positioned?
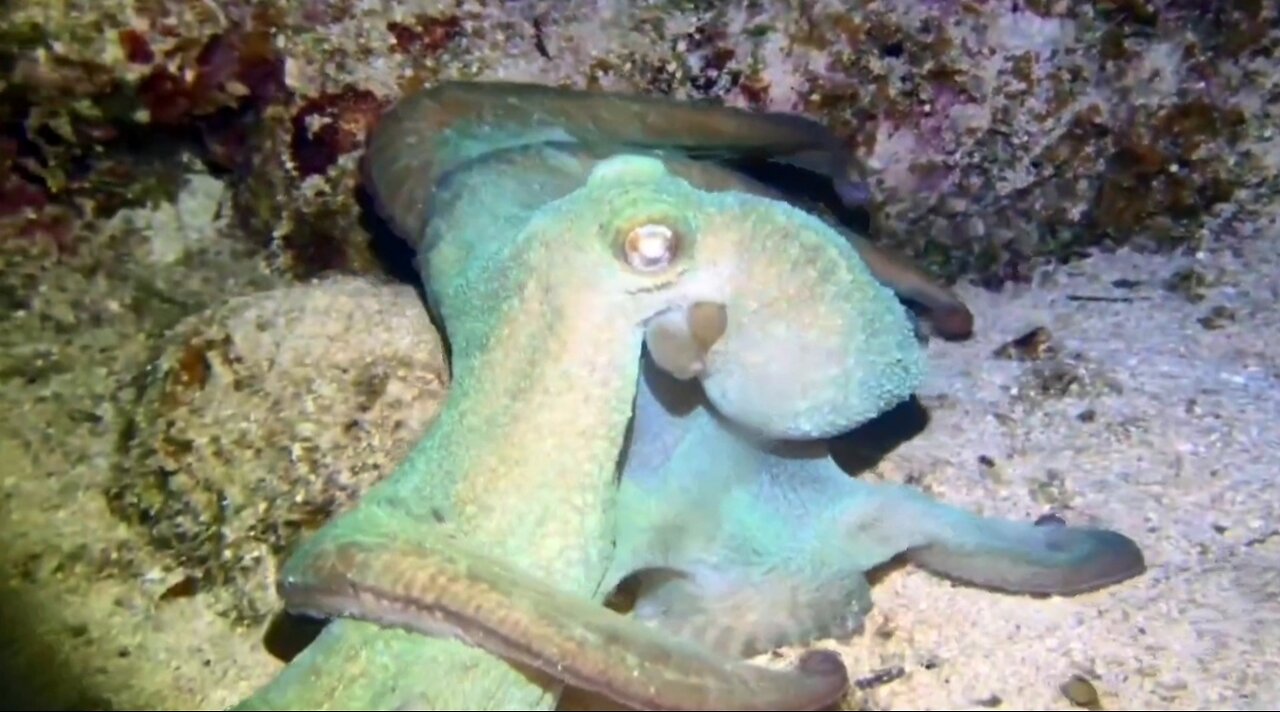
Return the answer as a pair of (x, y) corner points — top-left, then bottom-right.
(227, 81), (1145, 711)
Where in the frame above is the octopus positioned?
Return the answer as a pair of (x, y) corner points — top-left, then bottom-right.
(227, 82), (1144, 711)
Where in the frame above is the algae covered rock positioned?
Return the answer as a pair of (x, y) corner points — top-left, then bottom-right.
(108, 276), (449, 624)
(3, 0), (1276, 288)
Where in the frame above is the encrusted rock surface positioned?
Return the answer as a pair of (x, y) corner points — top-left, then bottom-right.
(109, 275), (449, 624)
(3, 0), (1277, 284)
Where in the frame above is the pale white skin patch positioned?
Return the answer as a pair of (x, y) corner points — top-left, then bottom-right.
(644, 302), (728, 380)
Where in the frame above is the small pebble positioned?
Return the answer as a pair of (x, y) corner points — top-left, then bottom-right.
(1060, 673), (1103, 710)
(854, 665), (906, 690)
(993, 326), (1058, 361)
(1197, 304), (1235, 330)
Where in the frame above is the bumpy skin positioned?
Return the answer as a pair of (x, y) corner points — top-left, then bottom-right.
(229, 82), (1139, 711)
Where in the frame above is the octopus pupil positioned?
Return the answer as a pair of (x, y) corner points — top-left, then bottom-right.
(624, 223), (677, 271)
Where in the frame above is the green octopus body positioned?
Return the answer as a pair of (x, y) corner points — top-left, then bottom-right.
(229, 82), (1143, 712)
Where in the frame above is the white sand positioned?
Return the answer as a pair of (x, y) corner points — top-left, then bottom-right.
(820, 216), (1279, 709)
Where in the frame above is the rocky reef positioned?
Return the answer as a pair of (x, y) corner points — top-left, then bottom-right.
(3, 0), (1276, 284)
(107, 277), (448, 624)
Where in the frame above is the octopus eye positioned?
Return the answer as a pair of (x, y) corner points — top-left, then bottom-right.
(622, 223), (678, 272)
